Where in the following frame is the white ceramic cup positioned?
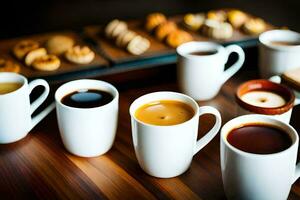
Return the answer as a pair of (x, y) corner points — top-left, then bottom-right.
(0, 72), (50, 144)
(129, 91), (222, 178)
(177, 41), (245, 101)
(259, 30), (300, 78)
(221, 114), (300, 200)
(55, 79), (119, 157)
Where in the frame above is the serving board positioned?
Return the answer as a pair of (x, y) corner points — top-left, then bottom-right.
(0, 31), (109, 80)
(84, 13), (275, 64)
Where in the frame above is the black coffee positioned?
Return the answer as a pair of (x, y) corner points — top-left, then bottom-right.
(61, 89), (113, 108)
(227, 123), (292, 154)
(189, 50), (217, 56)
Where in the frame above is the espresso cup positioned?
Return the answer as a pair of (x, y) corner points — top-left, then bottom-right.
(55, 79), (119, 157)
(129, 91), (222, 178)
(177, 41), (245, 101)
(259, 30), (300, 78)
(236, 79), (300, 124)
(221, 114), (300, 200)
(0, 72), (50, 143)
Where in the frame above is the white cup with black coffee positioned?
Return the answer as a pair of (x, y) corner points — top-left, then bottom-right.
(55, 79), (119, 157)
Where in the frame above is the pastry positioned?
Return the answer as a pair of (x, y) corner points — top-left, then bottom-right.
(116, 30), (137, 48)
(24, 48), (47, 66)
(46, 35), (74, 55)
(183, 13), (206, 31)
(243, 18), (266, 35)
(207, 10), (227, 22)
(155, 21), (177, 41)
(127, 35), (150, 55)
(145, 13), (167, 32)
(166, 30), (193, 48)
(227, 10), (248, 28)
(202, 20), (233, 40)
(105, 19), (128, 39)
(13, 40), (39, 60)
(32, 55), (61, 71)
(65, 45), (95, 64)
(0, 58), (20, 73)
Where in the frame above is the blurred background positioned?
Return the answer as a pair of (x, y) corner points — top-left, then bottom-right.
(1, 0), (299, 39)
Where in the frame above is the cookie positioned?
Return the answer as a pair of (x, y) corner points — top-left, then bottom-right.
(105, 19), (128, 39)
(227, 10), (248, 28)
(243, 18), (266, 35)
(145, 13), (167, 32)
(65, 45), (95, 64)
(13, 40), (39, 60)
(24, 48), (47, 66)
(46, 35), (74, 55)
(207, 10), (227, 22)
(116, 30), (137, 48)
(155, 21), (177, 41)
(183, 13), (205, 31)
(202, 20), (233, 39)
(127, 35), (150, 55)
(166, 30), (193, 48)
(0, 58), (20, 73)
(32, 55), (61, 71)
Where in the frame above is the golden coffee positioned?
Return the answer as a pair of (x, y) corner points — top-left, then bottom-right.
(0, 82), (22, 94)
(135, 100), (195, 126)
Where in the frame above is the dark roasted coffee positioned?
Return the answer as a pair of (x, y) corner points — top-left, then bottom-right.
(227, 123), (292, 154)
(270, 41), (300, 46)
(61, 89), (113, 108)
(189, 50), (218, 56)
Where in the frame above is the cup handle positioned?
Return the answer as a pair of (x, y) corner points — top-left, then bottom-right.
(221, 45), (245, 84)
(193, 106), (222, 155)
(28, 79), (51, 128)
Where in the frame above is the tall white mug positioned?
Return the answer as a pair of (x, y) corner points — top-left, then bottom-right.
(177, 41), (245, 101)
(129, 91), (222, 178)
(259, 30), (300, 78)
(0, 72), (50, 143)
(221, 114), (300, 200)
(55, 79), (119, 157)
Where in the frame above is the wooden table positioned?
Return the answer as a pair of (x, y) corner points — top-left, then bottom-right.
(1, 69), (300, 200)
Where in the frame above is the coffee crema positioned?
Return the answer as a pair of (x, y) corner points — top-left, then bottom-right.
(270, 41), (300, 46)
(227, 123), (292, 154)
(135, 100), (194, 126)
(0, 82), (22, 94)
(61, 89), (113, 108)
(189, 50), (218, 56)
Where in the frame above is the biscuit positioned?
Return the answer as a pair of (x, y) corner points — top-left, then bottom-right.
(145, 13), (167, 32)
(32, 55), (61, 71)
(207, 10), (227, 22)
(105, 19), (128, 39)
(13, 40), (39, 60)
(202, 20), (233, 39)
(116, 30), (137, 48)
(0, 58), (21, 73)
(227, 10), (248, 28)
(166, 30), (193, 48)
(24, 48), (47, 66)
(46, 35), (74, 55)
(183, 13), (205, 31)
(65, 45), (95, 64)
(127, 35), (150, 55)
(155, 21), (177, 41)
(243, 18), (266, 35)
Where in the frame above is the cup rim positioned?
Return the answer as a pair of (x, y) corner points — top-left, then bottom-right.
(176, 41), (224, 59)
(235, 79), (295, 115)
(259, 29), (300, 51)
(55, 79), (119, 110)
(129, 91), (199, 128)
(221, 114), (298, 158)
(0, 72), (27, 96)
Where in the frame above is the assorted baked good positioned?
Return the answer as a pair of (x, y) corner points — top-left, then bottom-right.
(243, 18), (267, 35)
(155, 21), (177, 41)
(207, 10), (227, 22)
(32, 55), (61, 71)
(227, 10), (248, 28)
(202, 19), (233, 40)
(183, 13), (206, 31)
(145, 13), (167, 32)
(0, 58), (20, 73)
(105, 19), (150, 55)
(166, 30), (193, 48)
(24, 48), (47, 66)
(13, 40), (39, 60)
(65, 45), (95, 64)
(46, 35), (74, 55)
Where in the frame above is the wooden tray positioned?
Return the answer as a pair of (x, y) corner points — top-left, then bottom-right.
(85, 13), (275, 64)
(0, 31), (109, 80)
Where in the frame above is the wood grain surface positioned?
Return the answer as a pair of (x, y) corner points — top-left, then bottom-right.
(0, 70), (300, 200)
(0, 31), (108, 79)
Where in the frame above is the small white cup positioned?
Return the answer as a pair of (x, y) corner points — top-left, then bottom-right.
(55, 79), (119, 157)
(0, 72), (50, 143)
(177, 41), (245, 101)
(221, 114), (300, 200)
(259, 29), (300, 78)
(129, 91), (222, 178)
